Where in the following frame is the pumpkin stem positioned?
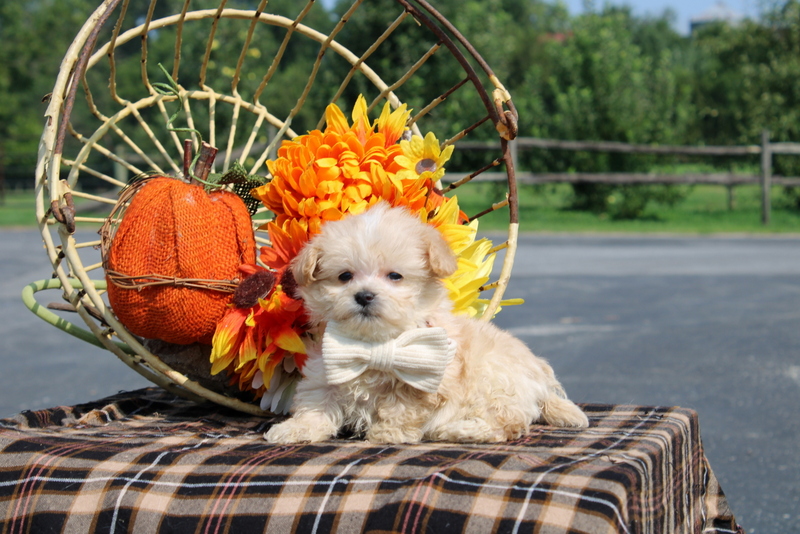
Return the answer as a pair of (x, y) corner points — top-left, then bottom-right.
(182, 138), (220, 188)
(192, 142), (218, 185)
(183, 139), (193, 180)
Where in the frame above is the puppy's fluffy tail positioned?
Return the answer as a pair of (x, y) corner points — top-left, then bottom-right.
(541, 393), (589, 428)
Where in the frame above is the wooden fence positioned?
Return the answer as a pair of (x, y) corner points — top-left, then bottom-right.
(456, 130), (800, 225)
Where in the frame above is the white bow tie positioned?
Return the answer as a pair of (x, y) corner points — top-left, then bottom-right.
(322, 323), (456, 394)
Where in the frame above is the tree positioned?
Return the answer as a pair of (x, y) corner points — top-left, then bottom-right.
(516, 6), (695, 218)
(0, 0), (96, 190)
(692, 0), (800, 207)
(0, 0), (341, 193)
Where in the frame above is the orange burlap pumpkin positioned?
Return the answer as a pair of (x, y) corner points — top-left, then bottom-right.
(105, 176), (256, 345)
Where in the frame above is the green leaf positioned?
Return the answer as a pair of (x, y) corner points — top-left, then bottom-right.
(207, 161), (270, 215)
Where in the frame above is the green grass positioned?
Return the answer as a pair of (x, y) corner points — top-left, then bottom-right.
(0, 189), (100, 228)
(0, 190), (40, 227)
(3, 185), (800, 234)
(457, 182), (800, 234)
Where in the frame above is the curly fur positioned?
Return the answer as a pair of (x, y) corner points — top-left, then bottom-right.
(265, 203), (588, 444)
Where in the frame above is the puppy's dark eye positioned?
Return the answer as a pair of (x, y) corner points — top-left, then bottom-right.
(387, 272), (403, 281)
(338, 271), (353, 283)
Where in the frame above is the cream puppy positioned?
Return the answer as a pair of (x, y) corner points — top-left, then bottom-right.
(265, 203), (588, 444)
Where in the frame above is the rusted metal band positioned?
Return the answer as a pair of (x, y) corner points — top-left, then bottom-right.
(54, 0), (124, 160)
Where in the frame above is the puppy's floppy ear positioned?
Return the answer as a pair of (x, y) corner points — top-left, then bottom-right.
(423, 225), (458, 278)
(291, 240), (321, 287)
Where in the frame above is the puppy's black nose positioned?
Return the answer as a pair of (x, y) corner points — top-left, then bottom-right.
(354, 291), (376, 307)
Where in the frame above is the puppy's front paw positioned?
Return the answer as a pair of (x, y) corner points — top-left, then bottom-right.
(264, 415), (335, 444)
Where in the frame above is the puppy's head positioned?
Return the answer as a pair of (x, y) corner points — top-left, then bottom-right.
(291, 202), (457, 342)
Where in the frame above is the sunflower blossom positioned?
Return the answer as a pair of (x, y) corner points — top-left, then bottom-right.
(210, 265), (308, 406)
(396, 131), (454, 187)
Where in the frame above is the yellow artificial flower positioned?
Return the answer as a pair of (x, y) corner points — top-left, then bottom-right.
(429, 196), (523, 317)
(375, 100), (409, 147)
(445, 238), (496, 317)
(396, 131), (455, 185)
(428, 194), (476, 253)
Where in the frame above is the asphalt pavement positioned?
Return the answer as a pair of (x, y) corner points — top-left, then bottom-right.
(1, 228), (799, 533)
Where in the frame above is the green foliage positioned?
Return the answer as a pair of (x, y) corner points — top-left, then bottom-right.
(3, 0), (800, 219)
(781, 186), (800, 210)
(513, 5), (697, 216)
(689, 0), (800, 210)
(0, 0), (97, 187)
(692, 2), (800, 147)
(522, 7), (695, 148)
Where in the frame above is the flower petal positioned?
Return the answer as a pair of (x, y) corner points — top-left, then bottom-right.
(274, 327), (306, 355)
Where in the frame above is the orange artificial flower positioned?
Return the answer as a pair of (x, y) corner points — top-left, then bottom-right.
(259, 220), (309, 270)
(210, 265), (308, 401)
(250, 95), (427, 236)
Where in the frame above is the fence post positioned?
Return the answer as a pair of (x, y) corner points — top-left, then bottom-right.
(761, 130), (772, 225)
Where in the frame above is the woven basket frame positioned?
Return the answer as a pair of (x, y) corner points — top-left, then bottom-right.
(31, 0), (520, 415)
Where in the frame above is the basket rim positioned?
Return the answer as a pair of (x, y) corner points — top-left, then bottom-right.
(33, 0), (521, 414)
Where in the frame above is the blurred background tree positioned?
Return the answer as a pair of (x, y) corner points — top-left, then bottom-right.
(691, 0), (800, 209)
(515, 5), (696, 218)
(0, 0), (97, 195)
(2, 0), (799, 214)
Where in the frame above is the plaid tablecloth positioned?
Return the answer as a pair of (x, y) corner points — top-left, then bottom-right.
(0, 388), (741, 534)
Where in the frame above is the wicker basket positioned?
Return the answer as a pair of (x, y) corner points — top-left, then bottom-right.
(27, 0), (519, 416)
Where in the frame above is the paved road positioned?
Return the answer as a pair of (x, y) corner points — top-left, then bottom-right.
(489, 234), (800, 534)
(1, 228), (799, 533)
(1, 229), (153, 414)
